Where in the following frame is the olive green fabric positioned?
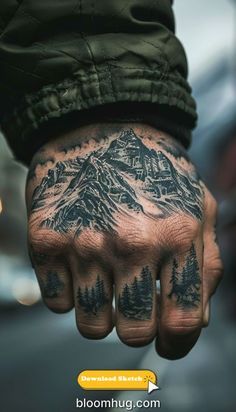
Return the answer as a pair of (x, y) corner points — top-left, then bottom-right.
(0, 0), (197, 164)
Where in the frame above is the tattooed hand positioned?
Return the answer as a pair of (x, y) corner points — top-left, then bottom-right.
(26, 123), (223, 359)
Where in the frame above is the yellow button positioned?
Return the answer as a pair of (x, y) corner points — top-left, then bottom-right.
(78, 370), (158, 391)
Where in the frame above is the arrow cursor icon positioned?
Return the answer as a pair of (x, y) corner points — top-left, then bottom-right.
(148, 380), (159, 394)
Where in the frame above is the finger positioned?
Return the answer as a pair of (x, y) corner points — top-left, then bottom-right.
(202, 235), (223, 327)
(30, 251), (74, 313)
(156, 240), (203, 360)
(203, 301), (211, 327)
(115, 263), (158, 347)
(202, 193), (224, 326)
(29, 229), (74, 312)
(72, 261), (113, 339)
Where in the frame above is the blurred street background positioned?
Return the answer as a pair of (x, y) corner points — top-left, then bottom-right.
(0, 0), (236, 411)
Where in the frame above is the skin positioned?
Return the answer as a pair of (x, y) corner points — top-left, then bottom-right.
(26, 123), (223, 359)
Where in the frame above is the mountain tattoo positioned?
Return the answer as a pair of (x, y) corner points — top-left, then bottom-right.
(118, 266), (153, 320)
(168, 244), (201, 308)
(31, 129), (203, 236)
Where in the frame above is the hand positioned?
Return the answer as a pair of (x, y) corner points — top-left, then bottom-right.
(26, 123), (223, 359)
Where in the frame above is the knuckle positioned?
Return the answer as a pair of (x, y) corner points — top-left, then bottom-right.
(112, 230), (153, 258)
(29, 230), (66, 255)
(206, 264), (224, 283)
(172, 221), (201, 254)
(205, 254), (224, 281)
(75, 231), (105, 258)
(117, 325), (155, 346)
(77, 322), (112, 339)
(45, 300), (73, 314)
(163, 316), (202, 336)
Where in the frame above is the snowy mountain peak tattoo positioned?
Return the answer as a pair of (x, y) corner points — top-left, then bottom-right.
(31, 129), (203, 235)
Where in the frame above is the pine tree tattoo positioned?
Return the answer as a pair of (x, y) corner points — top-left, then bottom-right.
(168, 244), (201, 308)
(118, 266), (153, 320)
(40, 271), (64, 299)
(77, 275), (109, 315)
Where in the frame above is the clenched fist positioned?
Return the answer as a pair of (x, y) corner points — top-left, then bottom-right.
(26, 123), (223, 359)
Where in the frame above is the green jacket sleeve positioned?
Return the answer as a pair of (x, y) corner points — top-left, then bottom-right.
(0, 0), (197, 164)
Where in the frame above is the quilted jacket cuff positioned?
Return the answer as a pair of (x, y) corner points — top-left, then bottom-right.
(2, 65), (197, 164)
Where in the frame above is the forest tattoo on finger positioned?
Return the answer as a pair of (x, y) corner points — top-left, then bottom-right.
(40, 271), (65, 299)
(77, 275), (109, 315)
(118, 266), (153, 320)
(168, 244), (201, 308)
